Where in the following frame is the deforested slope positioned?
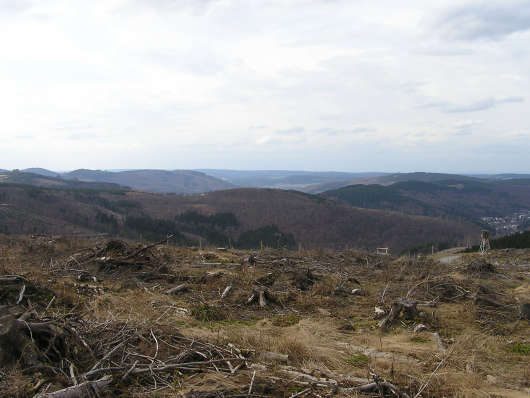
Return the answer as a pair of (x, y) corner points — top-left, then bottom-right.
(123, 188), (479, 251)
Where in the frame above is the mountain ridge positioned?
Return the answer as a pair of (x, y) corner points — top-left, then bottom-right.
(322, 178), (530, 227)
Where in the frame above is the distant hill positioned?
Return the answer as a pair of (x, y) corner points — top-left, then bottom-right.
(471, 173), (530, 180)
(0, 168), (235, 194)
(62, 169), (235, 194)
(0, 170), (126, 190)
(0, 184), (478, 252)
(371, 172), (479, 185)
(322, 178), (530, 223)
(197, 169), (387, 191)
(304, 172), (480, 193)
(23, 168), (60, 178)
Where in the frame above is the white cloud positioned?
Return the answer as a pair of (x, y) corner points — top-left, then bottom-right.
(0, 0), (529, 172)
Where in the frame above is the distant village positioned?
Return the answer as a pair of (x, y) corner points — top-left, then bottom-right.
(481, 210), (530, 236)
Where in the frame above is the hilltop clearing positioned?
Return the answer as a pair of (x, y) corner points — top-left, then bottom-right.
(0, 235), (528, 397)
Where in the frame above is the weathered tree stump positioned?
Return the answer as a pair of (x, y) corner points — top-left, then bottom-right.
(379, 299), (418, 330)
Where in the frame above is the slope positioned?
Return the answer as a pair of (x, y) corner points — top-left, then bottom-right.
(122, 188), (478, 251)
(0, 184), (478, 252)
(323, 179), (530, 222)
(63, 169), (235, 194)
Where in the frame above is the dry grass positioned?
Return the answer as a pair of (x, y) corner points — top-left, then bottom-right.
(1, 237), (529, 397)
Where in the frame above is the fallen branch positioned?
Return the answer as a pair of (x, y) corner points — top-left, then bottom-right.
(259, 290), (267, 308)
(166, 284), (188, 295)
(123, 235), (173, 260)
(247, 293), (256, 305)
(88, 341), (126, 374)
(379, 282), (389, 305)
(16, 284), (26, 305)
(413, 358), (445, 398)
(221, 285), (232, 299)
(84, 357), (245, 379)
(358, 381), (410, 398)
(289, 387), (310, 398)
(36, 375), (113, 398)
(248, 370), (256, 395)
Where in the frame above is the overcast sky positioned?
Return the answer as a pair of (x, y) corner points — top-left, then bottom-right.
(1, 0), (529, 172)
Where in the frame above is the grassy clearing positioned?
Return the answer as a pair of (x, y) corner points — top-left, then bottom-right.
(346, 353), (369, 367)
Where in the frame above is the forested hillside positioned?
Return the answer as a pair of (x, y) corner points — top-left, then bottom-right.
(0, 184), (478, 252)
(323, 179), (530, 222)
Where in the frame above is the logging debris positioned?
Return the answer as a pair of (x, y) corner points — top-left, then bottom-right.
(1, 237), (529, 397)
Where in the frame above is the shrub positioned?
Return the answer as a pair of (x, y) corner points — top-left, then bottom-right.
(272, 313), (300, 327)
(507, 343), (530, 355)
(191, 304), (227, 322)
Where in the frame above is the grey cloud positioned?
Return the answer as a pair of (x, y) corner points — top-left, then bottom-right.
(315, 128), (339, 135)
(276, 126), (305, 135)
(319, 114), (344, 121)
(351, 127), (376, 134)
(146, 50), (224, 75)
(66, 133), (100, 141)
(421, 97), (524, 113)
(0, 0), (34, 14)
(399, 81), (427, 94)
(129, 0), (222, 16)
(437, 0), (530, 41)
(315, 127), (376, 135)
(445, 98), (497, 113)
(453, 120), (479, 136)
(413, 47), (473, 57)
(55, 122), (95, 131)
(501, 96), (525, 103)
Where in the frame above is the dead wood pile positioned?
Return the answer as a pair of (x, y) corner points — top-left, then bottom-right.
(467, 258), (496, 275)
(0, 269), (416, 398)
(48, 238), (176, 282)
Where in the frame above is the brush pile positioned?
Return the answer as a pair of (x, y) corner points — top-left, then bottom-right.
(1, 237), (529, 397)
(48, 238), (176, 283)
(466, 258), (497, 275)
